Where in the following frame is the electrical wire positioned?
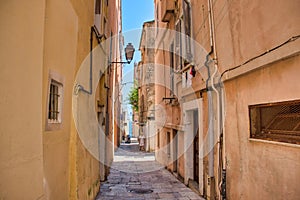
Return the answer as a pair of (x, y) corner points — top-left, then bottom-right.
(220, 35), (300, 79)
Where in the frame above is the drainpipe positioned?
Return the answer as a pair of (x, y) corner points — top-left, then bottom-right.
(207, 0), (217, 178)
(206, 0), (224, 199)
(219, 82), (226, 200)
(76, 26), (105, 95)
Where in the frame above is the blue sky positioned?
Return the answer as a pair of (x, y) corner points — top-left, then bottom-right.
(121, 0), (154, 105)
(122, 0), (154, 32)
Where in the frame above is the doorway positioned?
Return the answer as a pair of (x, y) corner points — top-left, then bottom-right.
(193, 110), (199, 183)
(172, 130), (178, 173)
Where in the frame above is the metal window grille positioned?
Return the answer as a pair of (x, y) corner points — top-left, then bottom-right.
(48, 80), (62, 122)
(249, 100), (300, 144)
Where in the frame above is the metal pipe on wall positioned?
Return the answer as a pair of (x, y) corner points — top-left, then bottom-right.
(76, 26), (104, 95)
(206, 0), (225, 199)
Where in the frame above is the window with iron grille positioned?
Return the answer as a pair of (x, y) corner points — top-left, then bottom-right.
(249, 100), (300, 145)
(48, 80), (63, 123)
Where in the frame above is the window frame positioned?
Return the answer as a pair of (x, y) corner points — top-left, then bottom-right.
(182, 0), (193, 63)
(169, 42), (175, 96)
(174, 18), (183, 70)
(249, 100), (300, 145)
(48, 80), (62, 123)
(46, 71), (64, 131)
(95, 0), (101, 14)
(157, 129), (160, 148)
(167, 131), (171, 158)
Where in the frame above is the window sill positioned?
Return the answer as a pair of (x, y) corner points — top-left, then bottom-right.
(48, 120), (61, 124)
(45, 122), (62, 132)
(249, 138), (300, 148)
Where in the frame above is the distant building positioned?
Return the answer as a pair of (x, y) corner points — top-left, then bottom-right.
(137, 20), (156, 151)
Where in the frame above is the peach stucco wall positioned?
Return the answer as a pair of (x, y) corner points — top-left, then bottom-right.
(225, 55), (300, 200)
(0, 0), (46, 199)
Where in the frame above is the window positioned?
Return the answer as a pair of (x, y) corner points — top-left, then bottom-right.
(103, 18), (107, 36)
(182, 0), (193, 63)
(48, 80), (63, 123)
(249, 100), (300, 145)
(109, 31), (113, 65)
(167, 131), (171, 157)
(169, 42), (174, 95)
(95, 0), (101, 14)
(175, 19), (182, 70)
(157, 129), (160, 148)
(46, 71), (64, 131)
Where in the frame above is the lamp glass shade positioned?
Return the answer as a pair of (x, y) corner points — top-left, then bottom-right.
(125, 43), (135, 63)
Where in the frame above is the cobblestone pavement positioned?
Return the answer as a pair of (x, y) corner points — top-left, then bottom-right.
(95, 142), (204, 200)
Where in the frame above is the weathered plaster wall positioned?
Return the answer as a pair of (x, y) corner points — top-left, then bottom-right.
(225, 55), (300, 200)
(215, 0), (300, 72)
(68, 0), (103, 199)
(42, 0), (78, 199)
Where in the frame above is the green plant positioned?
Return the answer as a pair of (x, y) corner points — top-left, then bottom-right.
(127, 83), (139, 112)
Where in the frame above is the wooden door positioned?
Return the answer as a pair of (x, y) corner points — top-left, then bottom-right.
(193, 111), (199, 183)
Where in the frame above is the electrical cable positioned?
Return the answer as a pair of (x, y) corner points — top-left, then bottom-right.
(220, 35), (300, 80)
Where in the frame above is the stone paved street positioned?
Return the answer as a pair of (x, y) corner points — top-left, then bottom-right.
(95, 142), (204, 200)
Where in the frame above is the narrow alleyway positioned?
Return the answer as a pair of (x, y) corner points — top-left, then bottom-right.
(96, 141), (204, 200)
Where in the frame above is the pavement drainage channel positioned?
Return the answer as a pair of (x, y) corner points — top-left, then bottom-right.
(129, 188), (153, 194)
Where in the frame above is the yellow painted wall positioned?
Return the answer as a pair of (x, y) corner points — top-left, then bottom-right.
(42, 0), (78, 199)
(0, 0), (46, 199)
(67, 0), (102, 199)
(0, 0), (120, 199)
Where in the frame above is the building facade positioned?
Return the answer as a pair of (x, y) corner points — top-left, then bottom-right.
(138, 21), (156, 151)
(153, 0), (300, 199)
(0, 0), (122, 199)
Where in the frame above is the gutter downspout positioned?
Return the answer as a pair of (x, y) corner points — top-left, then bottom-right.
(207, 0), (217, 179)
(76, 26), (105, 95)
(206, 0), (224, 199)
(208, 0), (226, 198)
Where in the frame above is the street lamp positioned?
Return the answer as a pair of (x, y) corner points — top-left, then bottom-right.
(111, 43), (135, 64)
